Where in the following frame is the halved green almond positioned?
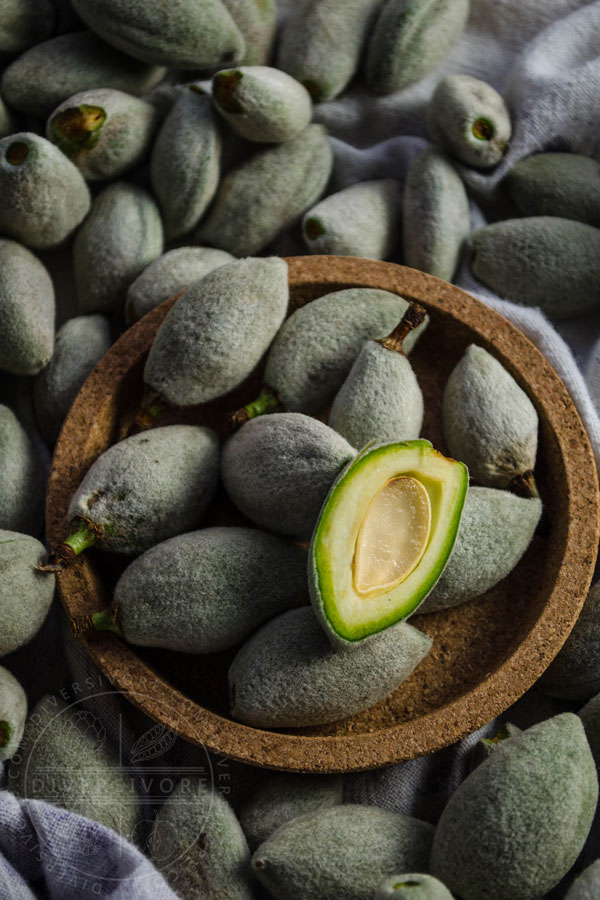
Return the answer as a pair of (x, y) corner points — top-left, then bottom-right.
(309, 439), (468, 646)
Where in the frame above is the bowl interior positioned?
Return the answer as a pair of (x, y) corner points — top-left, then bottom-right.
(47, 257), (599, 772)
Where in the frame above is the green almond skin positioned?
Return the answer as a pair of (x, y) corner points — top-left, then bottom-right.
(365, 0), (470, 95)
(229, 607), (432, 727)
(264, 288), (426, 415)
(0, 407), (46, 537)
(33, 315), (111, 445)
(150, 87), (221, 241)
(419, 487), (542, 613)
(0, 239), (55, 376)
(47, 87), (160, 182)
(0, 530), (55, 656)
(468, 722), (522, 773)
(151, 777), (253, 900)
(375, 873), (454, 900)
(428, 75), (511, 170)
(472, 217), (600, 320)
(125, 246), (234, 324)
(144, 257), (289, 407)
(16, 694), (141, 839)
(303, 179), (402, 259)
(430, 714), (598, 900)
(252, 804), (435, 899)
(74, 181), (164, 316)
(68, 425), (220, 555)
(443, 344), (538, 488)
(222, 0), (277, 66)
(1, 31), (166, 120)
(0, 134), (90, 250)
(115, 526), (307, 653)
(240, 774), (344, 852)
(196, 124), (333, 256)
(213, 66), (312, 144)
(222, 413), (356, 539)
(329, 341), (423, 448)
(277, 0), (382, 102)
(540, 582), (600, 700)
(565, 861), (600, 900)
(71, 0), (245, 69)
(0, 0), (55, 60)
(506, 153), (600, 226)
(0, 665), (27, 761)
(403, 148), (470, 281)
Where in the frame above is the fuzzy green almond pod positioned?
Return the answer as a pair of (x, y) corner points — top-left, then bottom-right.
(222, 0), (277, 66)
(108, 527), (307, 653)
(150, 87), (221, 241)
(443, 344), (538, 491)
(229, 607), (432, 727)
(0, 93), (16, 139)
(222, 413), (356, 539)
(539, 582), (600, 700)
(125, 246), (234, 324)
(329, 306), (425, 448)
(0, 407), (46, 537)
(239, 774), (344, 852)
(565, 861), (600, 900)
(419, 487), (542, 613)
(71, 0), (245, 69)
(303, 179), (402, 260)
(472, 217), (600, 320)
(261, 288), (427, 416)
(151, 777), (253, 900)
(277, 0), (382, 102)
(430, 714), (598, 900)
(365, 0), (471, 95)
(64, 425), (219, 557)
(0, 0), (55, 60)
(375, 874), (454, 900)
(33, 315), (111, 445)
(144, 257), (288, 407)
(47, 87), (160, 182)
(506, 153), (600, 226)
(403, 147), (470, 282)
(428, 75), (511, 170)
(468, 722), (522, 772)
(196, 124), (333, 256)
(1, 32), (166, 120)
(16, 694), (141, 839)
(252, 804), (435, 899)
(0, 240), (55, 376)
(0, 666), (27, 761)
(74, 181), (163, 316)
(0, 530), (55, 656)
(0, 134), (90, 250)
(213, 66), (312, 144)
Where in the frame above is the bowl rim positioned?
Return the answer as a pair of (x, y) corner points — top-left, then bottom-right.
(47, 256), (600, 773)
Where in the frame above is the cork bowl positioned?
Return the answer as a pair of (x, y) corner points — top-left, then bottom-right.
(47, 256), (599, 773)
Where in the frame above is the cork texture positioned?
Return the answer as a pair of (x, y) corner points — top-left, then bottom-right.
(46, 256), (600, 773)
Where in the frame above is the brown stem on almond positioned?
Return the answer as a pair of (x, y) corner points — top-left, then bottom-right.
(509, 470), (539, 500)
(377, 303), (427, 355)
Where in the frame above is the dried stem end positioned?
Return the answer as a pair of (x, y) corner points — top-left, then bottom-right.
(509, 470), (539, 499)
(377, 303), (427, 354)
(37, 518), (98, 573)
